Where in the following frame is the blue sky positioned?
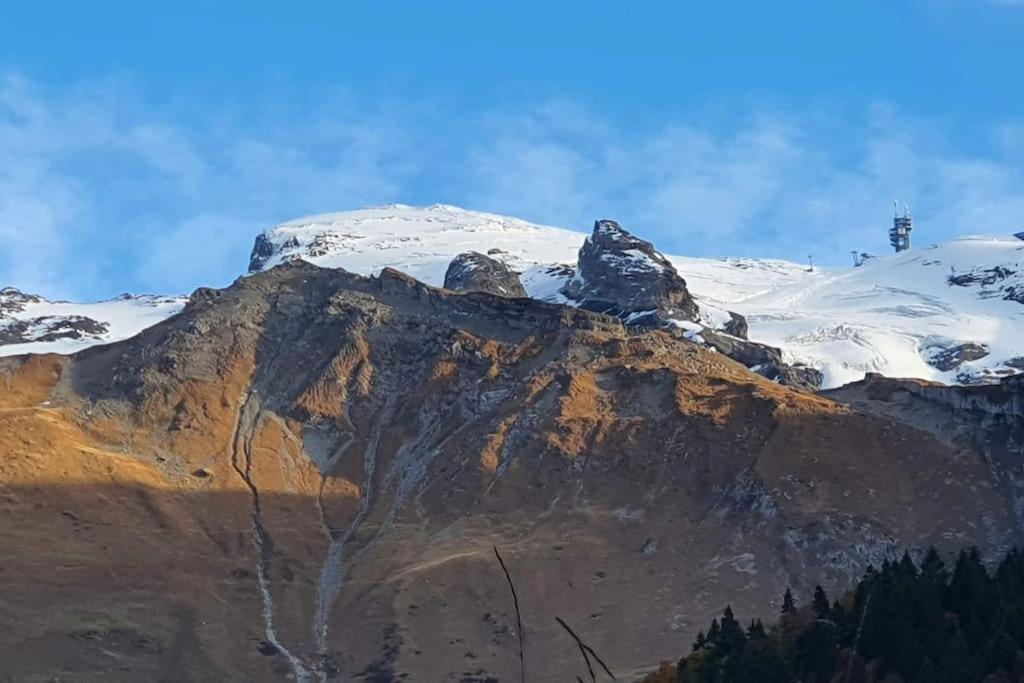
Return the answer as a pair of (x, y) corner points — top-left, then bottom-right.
(2, 1), (1024, 298)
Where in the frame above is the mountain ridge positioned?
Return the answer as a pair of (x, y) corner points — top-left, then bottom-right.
(3, 259), (1020, 680)
(3, 204), (1022, 390)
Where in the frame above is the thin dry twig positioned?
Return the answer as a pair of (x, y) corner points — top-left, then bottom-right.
(494, 546), (526, 683)
(555, 616), (617, 680)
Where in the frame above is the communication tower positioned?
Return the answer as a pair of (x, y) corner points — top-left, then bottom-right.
(889, 201), (913, 253)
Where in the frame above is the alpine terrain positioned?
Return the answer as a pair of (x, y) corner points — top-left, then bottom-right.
(1, 204), (1022, 681)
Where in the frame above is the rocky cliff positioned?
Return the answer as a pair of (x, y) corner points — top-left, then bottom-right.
(1, 263), (1020, 681)
(825, 373), (1024, 458)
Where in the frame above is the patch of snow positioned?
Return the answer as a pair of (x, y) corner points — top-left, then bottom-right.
(0, 293), (186, 357)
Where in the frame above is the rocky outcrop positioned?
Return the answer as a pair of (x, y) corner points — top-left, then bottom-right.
(560, 220), (818, 389)
(699, 329), (823, 391)
(562, 219), (699, 326)
(0, 315), (108, 346)
(947, 264), (1024, 306)
(927, 342), (990, 372)
(443, 251), (527, 298)
(1, 288), (110, 346)
(723, 311), (749, 339)
(0, 287), (43, 313)
(758, 362), (825, 391)
(248, 233), (277, 271)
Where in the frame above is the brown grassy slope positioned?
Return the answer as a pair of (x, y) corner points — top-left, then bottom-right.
(0, 263), (1019, 682)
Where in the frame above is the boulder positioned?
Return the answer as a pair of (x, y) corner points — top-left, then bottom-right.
(443, 252), (527, 298)
(694, 329), (823, 391)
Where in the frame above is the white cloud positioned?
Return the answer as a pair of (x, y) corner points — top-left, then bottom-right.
(1, 73), (1022, 299)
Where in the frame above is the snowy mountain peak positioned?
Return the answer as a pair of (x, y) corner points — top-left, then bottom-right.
(247, 204), (586, 300)
(2, 203), (1022, 389)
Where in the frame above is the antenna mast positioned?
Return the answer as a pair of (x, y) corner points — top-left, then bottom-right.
(888, 200), (913, 253)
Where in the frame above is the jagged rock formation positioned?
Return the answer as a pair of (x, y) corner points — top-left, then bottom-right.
(1, 262), (1020, 681)
(926, 342), (990, 372)
(443, 251), (527, 297)
(559, 220), (819, 389)
(562, 219), (700, 326)
(248, 232), (278, 272)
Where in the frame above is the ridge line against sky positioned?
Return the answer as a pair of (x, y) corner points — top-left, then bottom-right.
(1, 1), (1024, 299)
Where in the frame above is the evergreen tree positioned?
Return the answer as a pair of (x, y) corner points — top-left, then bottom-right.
(747, 619), (767, 640)
(898, 550), (919, 580)
(936, 625), (981, 683)
(948, 547), (995, 649)
(920, 546), (948, 587)
(716, 605), (746, 658)
(781, 588), (796, 614)
(732, 638), (792, 683)
(812, 585), (830, 620)
(983, 624), (1017, 676)
(665, 545), (1024, 683)
(794, 620), (839, 682)
(706, 618), (720, 647)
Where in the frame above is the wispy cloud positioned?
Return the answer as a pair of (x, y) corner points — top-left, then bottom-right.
(1, 73), (1022, 299)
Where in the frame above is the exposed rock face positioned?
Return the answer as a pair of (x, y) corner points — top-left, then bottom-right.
(758, 362), (825, 391)
(0, 287), (111, 347)
(557, 220), (816, 388)
(2, 263), (1019, 680)
(699, 329), (823, 391)
(248, 233), (277, 272)
(724, 311), (749, 339)
(562, 219), (699, 325)
(0, 287), (43, 313)
(825, 373), (1024, 464)
(927, 342), (990, 372)
(699, 329), (781, 367)
(0, 315), (108, 346)
(947, 264), (1024, 305)
(443, 251), (527, 298)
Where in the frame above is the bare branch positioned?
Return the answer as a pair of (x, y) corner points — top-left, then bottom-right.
(493, 546), (526, 683)
(555, 616), (616, 680)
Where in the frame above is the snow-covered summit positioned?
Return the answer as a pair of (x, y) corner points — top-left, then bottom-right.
(3, 204), (1022, 389)
(723, 235), (1024, 387)
(248, 204), (585, 301)
(248, 206), (1024, 388)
